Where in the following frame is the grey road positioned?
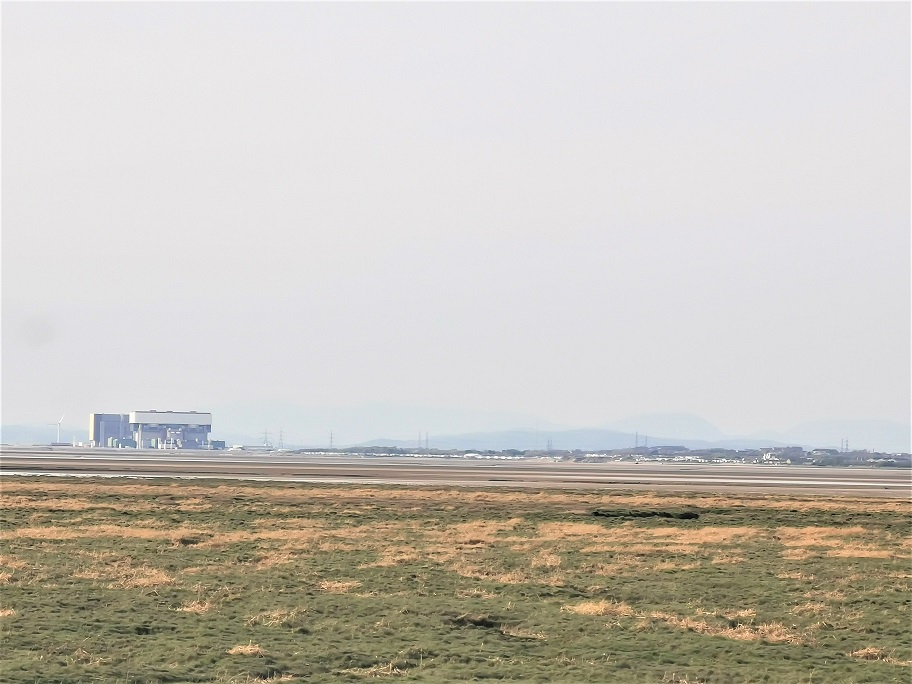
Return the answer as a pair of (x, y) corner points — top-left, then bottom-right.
(1, 446), (909, 497)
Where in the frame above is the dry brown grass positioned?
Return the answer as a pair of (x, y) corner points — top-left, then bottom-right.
(72, 569), (105, 581)
(848, 646), (912, 666)
(776, 571), (816, 580)
(70, 556), (173, 588)
(455, 587), (496, 599)
(501, 624), (546, 640)
(319, 580), (361, 593)
(427, 519), (523, 552)
(776, 526), (868, 547)
(361, 547), (420, 568)
(0, 495), (154, 513)
(661, 674), (708, 684)
(790, 602), (828, 616)
(531, 551), (562, 568)
(780, 548), (817, 560)
(0, 555), (28, 570)
(588, 556), (653, 576)
(67, 647), (109, 666)
(175, 497), (212, 512)
(447, 560), (489, 580)
(0, 572), (12, 584)
(2, 524), (197, 542)
(559, 524), (763, 555)
(825, 544), (894, 559)
(653, 560), (702, 571)
(496, 569), (531, 584)
(695, 608), (756, 621)
(710, 554), (746, 565)
(339, 661), (408, 677)
(566, 599), (802, 645)
(72, 555), (175, 589)
(649, 611), (802, 644)
(227, 642), (266, 656)
(538, 522), (608, 540)
(803, 589), (846, 601)
(652, 527), (762, 545)
(177, 600), (212, 614)
(252, 551), (295, 570)
(111, 565), (174, 589)
(0, 608), (16, 617)
(849, 646), (886, 660)
(245, 608), (306, 627)
(562, 600), (635, 617)
(2, 520), (393, 554)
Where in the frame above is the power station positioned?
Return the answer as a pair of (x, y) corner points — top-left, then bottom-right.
(89, 411), (216, 449)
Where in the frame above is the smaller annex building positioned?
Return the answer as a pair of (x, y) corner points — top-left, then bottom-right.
(90, 411), (212, 449)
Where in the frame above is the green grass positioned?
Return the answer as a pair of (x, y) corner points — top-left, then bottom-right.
(0, 477), (909, 683)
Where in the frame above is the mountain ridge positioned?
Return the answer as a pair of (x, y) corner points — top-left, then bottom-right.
(3, 414), (908, 453)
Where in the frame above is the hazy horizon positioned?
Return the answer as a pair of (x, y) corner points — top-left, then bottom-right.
(3, 4), (909, 443)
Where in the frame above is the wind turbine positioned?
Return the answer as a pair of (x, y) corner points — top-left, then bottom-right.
(53, 414), (65, 443)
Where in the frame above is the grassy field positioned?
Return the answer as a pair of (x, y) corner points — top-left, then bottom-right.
(0, 477), (909, 683)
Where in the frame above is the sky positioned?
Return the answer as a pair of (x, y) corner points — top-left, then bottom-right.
(2, 3), (909, 444)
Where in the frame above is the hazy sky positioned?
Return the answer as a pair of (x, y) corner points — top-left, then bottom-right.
(3, 3), (909, 440)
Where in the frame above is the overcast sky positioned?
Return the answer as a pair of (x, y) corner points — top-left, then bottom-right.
(3, 3), (909, 440)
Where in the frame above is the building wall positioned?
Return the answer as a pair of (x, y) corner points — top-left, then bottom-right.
(129, 411), (212, 427)
(129, 411), (212, 449)
(89, 414), (130, 447)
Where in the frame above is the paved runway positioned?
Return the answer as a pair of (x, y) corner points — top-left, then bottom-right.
(0, 446), (909, 497)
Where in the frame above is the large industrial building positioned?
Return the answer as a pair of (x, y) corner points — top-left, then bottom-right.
(90, 411), (213, 449)
(89, 413), (132, 447)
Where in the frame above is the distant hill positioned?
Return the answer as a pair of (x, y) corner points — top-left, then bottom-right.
(1, 424), (89, 445)
(359, 418), (910, 453)
(357, 428), (793, 452)
(748, 420), (911, 454)
(4, 415), (907, 453)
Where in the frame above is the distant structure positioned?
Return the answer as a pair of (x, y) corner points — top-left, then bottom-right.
(89, 410), (213, 449)
(89, 414), (132, 447)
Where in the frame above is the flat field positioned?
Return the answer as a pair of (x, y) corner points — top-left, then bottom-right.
(0, 477), (909, 683)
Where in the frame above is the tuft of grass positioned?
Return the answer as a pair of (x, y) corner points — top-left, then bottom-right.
(501, 624), (547, 640)
(319, 579), (361, 593)
(0, 555), (28, 570)
(848, 646), (912, 665)
(695, 608), (756, 621)
(339, 661), (408, 677)
(710, 553), (746, 565)
(227, 641), (266, 656)
(790, 602), (828, 616)
(109, 565), (174, 589)
(455, 587), (496, 599)
(176, 600), (212, 614)
(531, 550), (562, 568)
(776, 571), (816, 580)
(245, 608), (306, 627)
(562, 600), (635, 617)
(649, 611), (804, 644)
